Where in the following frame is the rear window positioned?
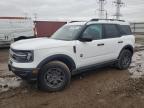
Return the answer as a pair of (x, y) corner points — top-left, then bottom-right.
(119, 25), (132, 35)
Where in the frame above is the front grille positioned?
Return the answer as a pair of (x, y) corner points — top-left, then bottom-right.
(9, 48), (33, 63)
(10, 49), (19, 61)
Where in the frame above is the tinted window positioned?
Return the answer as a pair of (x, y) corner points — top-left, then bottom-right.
(119, 25), (132, 35)
(103, 24), (120, 39)
(83, 24), (102, 40)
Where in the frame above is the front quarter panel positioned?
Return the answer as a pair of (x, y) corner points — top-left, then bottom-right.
(34, 46), (77, 68)
(10, 41), (77, 69)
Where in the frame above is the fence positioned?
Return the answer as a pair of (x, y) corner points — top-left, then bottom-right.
(130, 22), (144, 35)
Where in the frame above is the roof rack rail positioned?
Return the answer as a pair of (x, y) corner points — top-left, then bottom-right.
(69, 21), (86, 23)
(90, 19), (125, 22)
(70, 21), (81, 23)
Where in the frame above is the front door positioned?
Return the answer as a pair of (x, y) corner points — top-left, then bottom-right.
(76, 24), (120, 68)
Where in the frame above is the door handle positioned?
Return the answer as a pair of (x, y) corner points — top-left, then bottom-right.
(118, 41), (123, 43)
(97, 43), (104, 46)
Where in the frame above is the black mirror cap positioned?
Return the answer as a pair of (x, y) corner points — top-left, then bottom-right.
(79, 37), (93, 42)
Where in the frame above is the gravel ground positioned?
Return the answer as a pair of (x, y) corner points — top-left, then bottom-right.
(0, 42), (144, 108)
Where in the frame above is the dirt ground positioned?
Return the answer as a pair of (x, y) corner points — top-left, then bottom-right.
(0, 36), (144, 108)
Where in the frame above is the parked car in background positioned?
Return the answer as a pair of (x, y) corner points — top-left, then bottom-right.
(0, 17), (34, 47)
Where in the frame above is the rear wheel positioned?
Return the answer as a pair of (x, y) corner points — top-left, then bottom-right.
(116, 49), (133, 70)
(38, 61), (71, 92)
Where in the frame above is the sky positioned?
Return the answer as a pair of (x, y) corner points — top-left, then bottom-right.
(0, 0), (144, 22)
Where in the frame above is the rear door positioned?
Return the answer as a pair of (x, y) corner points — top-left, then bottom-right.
(102, 24), (122, 60)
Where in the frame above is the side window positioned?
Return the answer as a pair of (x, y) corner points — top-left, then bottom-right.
(103, 24), (120, 39)
(82, 24), (102, 40)
(119, 25), (132, 35)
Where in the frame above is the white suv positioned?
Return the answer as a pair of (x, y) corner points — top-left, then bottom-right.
(8, 19), (135, 92)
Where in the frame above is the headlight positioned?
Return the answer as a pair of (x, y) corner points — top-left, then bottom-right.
(10, 49), (34, 63)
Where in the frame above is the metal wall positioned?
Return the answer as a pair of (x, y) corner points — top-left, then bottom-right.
(35, 21), (66, 37)
(131, 22), (144, 35)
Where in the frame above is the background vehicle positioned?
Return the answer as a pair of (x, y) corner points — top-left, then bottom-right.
(0, 17), (34, 47)
(0, 17), (66, 47)
(9, 19), (135, 92)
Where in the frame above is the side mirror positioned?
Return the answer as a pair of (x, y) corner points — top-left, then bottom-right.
(79, 35), (93, 42)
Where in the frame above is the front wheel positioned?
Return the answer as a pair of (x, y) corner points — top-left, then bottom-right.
(115, 49), (133, 70)
(38, 61), (71, 92)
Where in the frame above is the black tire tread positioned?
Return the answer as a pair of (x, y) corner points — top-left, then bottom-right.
(116, 49), (132, 70)
(38, 61), (71, 92)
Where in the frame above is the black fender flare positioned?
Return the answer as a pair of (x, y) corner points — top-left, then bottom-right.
(118, 45), (134, 59)
(37, 54), (76, 71)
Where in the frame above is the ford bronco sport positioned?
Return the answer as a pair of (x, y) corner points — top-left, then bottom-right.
(8, 19), (135, 92)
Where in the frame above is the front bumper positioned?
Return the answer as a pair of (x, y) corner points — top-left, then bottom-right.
(8, 63), (38, 81)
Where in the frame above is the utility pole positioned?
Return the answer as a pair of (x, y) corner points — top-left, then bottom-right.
(33, 13), (38, 21)
(113, 0), (124, 20)
(105, 10), (108, 19)
(33, 13), (38, 37)
(98, 0), (106, 19)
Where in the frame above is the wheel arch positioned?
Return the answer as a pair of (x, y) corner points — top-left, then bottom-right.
(37, 54), (76, 72)
(118, 44), (134, 59)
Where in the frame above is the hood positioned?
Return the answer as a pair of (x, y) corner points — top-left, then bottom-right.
(11, 38), (70, 50)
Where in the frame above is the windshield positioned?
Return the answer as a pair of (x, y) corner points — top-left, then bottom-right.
(51, 25), (82, 41)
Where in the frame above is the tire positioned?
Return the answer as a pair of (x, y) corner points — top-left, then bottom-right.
(116, 49), (133, 70)
(38, 61), (71, 92)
